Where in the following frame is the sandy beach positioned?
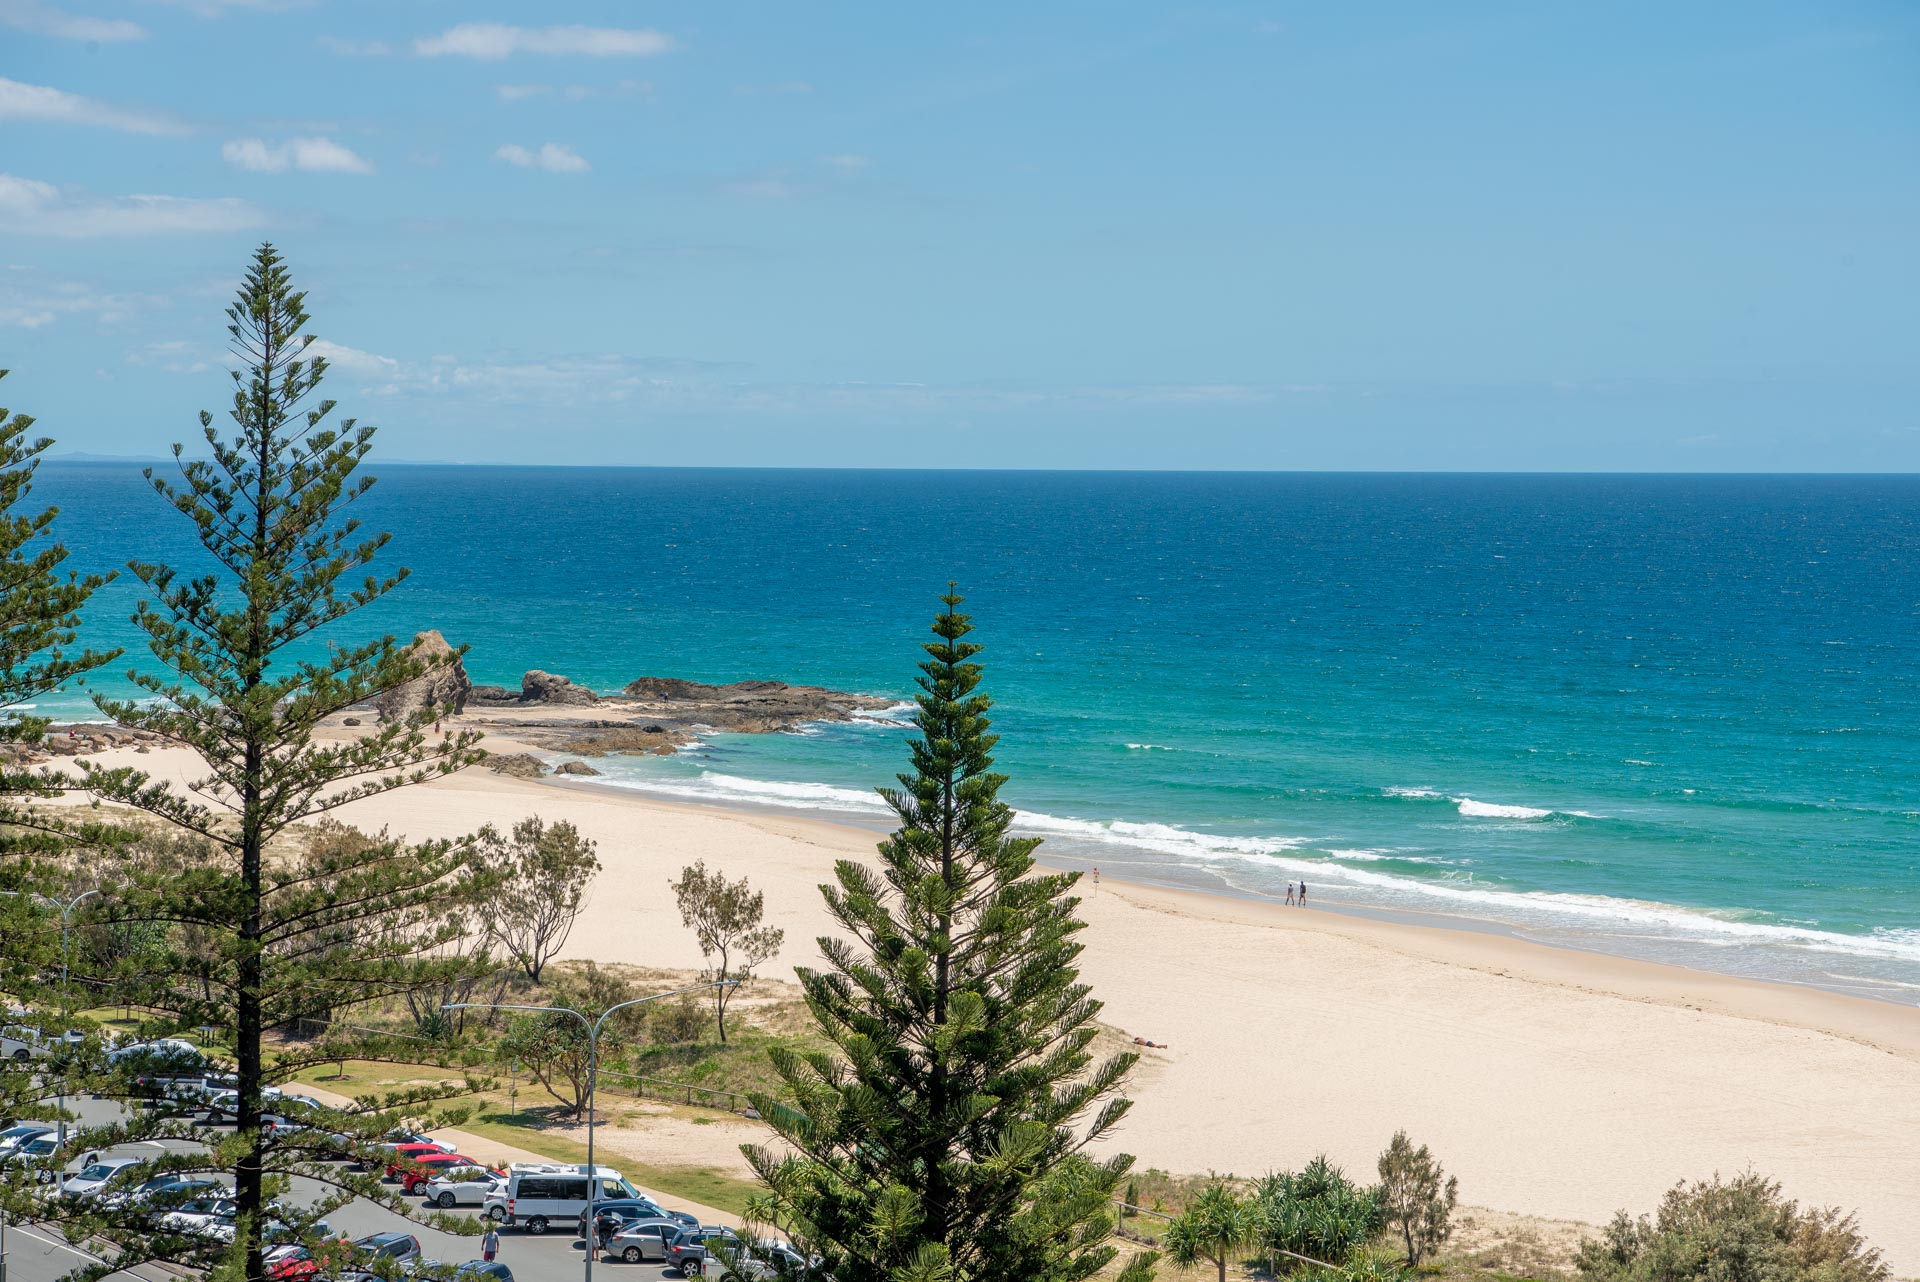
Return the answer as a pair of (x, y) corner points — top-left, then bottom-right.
(65, 742), (1920, 1274)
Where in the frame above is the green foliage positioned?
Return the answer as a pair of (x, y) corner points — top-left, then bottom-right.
(1377, 1130), (1458, 1267)
(59, 243), (488, 1282)
(1256, 1154), (1385, 1265)
(1572, 1171), (1888, 1282)
(477, 815), (600, 982)
(1165, 1182), (1259, 1282)
(746, 588), (1146, 1282)
(0, 368), (120, 989)
(669, 859), (784, 1043)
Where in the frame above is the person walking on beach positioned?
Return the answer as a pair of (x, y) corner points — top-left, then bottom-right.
(481, 1227), (500, 1264)
(1286, 881), (1296, 906)
(1298, 881), (1308, 907)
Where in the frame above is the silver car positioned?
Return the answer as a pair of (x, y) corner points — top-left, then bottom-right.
(605, 1218), (688, 1264)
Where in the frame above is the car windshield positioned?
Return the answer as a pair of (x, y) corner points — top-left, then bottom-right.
(77, 1164), (118, 1180)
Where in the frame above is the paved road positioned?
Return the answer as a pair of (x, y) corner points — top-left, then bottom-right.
(0, 1097), (687, 1282)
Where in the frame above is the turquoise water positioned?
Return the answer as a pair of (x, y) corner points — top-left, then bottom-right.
(32, 464), (1920, 1001)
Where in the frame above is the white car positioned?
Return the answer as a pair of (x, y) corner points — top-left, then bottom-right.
(106, 1037), (203, 1066)
(422, 1170), (504, 1209)
(0, 1124), (53, 1153)
(159, 1197), (238, 1239)
(62, 1156), (145, 1200)
(2, 1135), (64, 1183)
(0, 1025), (83, 1061)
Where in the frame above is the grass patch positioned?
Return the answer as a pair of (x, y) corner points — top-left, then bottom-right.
(461, 1111), (761, 1218)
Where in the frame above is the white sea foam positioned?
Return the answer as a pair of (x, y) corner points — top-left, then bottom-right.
(1455, 797), (1555, 820)
(1125, 743), (1175, 751)
(1384, 786), (1443, 799)
(848, 702), (916, 728)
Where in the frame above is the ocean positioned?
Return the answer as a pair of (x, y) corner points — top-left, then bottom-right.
(30, 463), (1920, 1003)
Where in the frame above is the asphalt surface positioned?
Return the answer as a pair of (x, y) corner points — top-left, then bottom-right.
(0, 1096), (691, 1282)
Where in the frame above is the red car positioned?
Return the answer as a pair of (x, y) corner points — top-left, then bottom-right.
(382, 1141), (453, 1181)
(399, 1153), (495, 1195)
(264, 1239), (354, 1281)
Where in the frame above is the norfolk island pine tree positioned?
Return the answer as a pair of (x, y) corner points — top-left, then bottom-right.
(745, 587), (1155, 1282)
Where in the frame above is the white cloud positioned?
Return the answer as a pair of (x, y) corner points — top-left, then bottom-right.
(307, 339), (399, 376)
(0, 172), (266, 237)
(317, 35), (390, 56)
(0, 278), (165, 329)
(495, 80), (651, 103)
(821, 153), (872, 172)
(494, 143), (589, 174)
(222, 136), (374, 174)
(415, 23), (674, 60)
(0, 76), (187, 135)
(0, 0), (145, 41)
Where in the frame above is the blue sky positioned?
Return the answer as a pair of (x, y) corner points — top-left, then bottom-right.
(2, 2), (1916, 469)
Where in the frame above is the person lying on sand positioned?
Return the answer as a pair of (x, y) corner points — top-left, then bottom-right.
(1131, 1037), (1169, 1049)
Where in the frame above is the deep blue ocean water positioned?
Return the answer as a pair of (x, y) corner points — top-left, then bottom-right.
(31, 463), (1920, 1001)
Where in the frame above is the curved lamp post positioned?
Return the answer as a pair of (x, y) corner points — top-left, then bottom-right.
(444, 979), (739, 1282)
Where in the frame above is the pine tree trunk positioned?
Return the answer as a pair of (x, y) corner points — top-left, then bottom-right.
(238, 780), (266, 1282)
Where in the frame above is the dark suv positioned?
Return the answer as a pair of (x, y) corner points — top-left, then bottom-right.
(663, 1227), (739, 1276)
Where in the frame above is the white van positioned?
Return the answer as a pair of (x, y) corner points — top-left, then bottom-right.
(485, 1163), (638, 1235)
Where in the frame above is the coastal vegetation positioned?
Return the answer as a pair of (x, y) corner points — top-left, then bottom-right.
(1378, 1129), (1460, 1266)
(669, 860), (785, 1043)
(745, 589), (1151, 1282)
(1573, 1172), (1889, 1282)
(475, 815), (601, 983)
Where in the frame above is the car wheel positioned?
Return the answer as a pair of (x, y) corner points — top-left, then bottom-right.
(683, 1261), (703, 1277)
(486, 1206), (506, 1222)
(436, 1192), (456, 1209)
(623, 1249), (642, 1264)
(36, 1169), (53, 1185)
(9, 1049), (27, 1061)
(526, 1217), (548, 1236)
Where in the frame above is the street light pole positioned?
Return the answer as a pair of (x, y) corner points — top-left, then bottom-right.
(1, 887), (102, 1146)
(445, 979), (738, 1282)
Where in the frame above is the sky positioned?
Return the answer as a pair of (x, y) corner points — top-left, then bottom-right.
(2, 1), (1917, 470)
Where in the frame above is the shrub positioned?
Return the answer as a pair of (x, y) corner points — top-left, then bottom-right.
(1257, 1154), (1385, 1265)
(1573, 1171), (1888, 1282)
(1377, 1130), (1458, 1267)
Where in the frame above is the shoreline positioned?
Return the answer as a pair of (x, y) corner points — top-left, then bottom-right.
(534, 770), (1920, 1056)
(535, 766), (1920, 1013)
(53, 742), (1920, 1272)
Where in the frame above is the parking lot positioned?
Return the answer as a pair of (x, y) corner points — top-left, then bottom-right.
(1, 1095), (693, 1282)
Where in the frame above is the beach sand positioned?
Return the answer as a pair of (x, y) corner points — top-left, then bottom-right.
(64, 743), (1920, 1274)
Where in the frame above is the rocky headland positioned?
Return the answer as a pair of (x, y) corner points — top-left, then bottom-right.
(372, 631), (899, 777)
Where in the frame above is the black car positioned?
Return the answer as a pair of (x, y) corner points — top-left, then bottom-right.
(663, 1228), (740, 1277)
(575, 1197), (666, 1240)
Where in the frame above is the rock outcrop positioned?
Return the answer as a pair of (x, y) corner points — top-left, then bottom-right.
(554, 760), (602, 776)
(373, 630), (471, 724)
(619, 677), (893, 733)
(520, 670), (599, 706)
(486, 752), (549, 779)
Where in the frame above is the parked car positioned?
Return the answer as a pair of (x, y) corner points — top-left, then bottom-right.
(382, 1141), (454, 1179)
(575, 1195), (667, 1239)
(61, 1156), (146, 1200)
(605, 1218), (687, 1264)
(357, 1228), (428, 1266)
(0, 1025), (83, 1061)
(400, 1154), (494, 1195)
(0, 1124), (52, 1153)
(663, 1227), (741, 1277)
(201, 1086), (283, 1122)
(2, 1134), (64, 1183)
(158, 1196), (239, 1238)
(454, 1263), (514, 1282)
(98, 1173), (218, 1212)
(421, 1168), (504, 1209)
(108, 1038), (204, 1067)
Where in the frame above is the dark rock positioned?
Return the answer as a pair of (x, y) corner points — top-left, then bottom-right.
(521, 670), (598, 706)
(342, 717), (361, 727)
(469, 685), (517, 703)
(554, 760), (602, 777)
(373, 630), (471, 724)
(486, 752), (550, 779)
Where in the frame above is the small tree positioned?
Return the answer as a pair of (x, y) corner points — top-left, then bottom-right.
(478, 816), (600, 981)
(1377, 1130), (1458, 1267)
(1573, 1171), (1887, 1282)
(668, 860), (783, 1044)
(1165, 1183), (1257, 1282)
